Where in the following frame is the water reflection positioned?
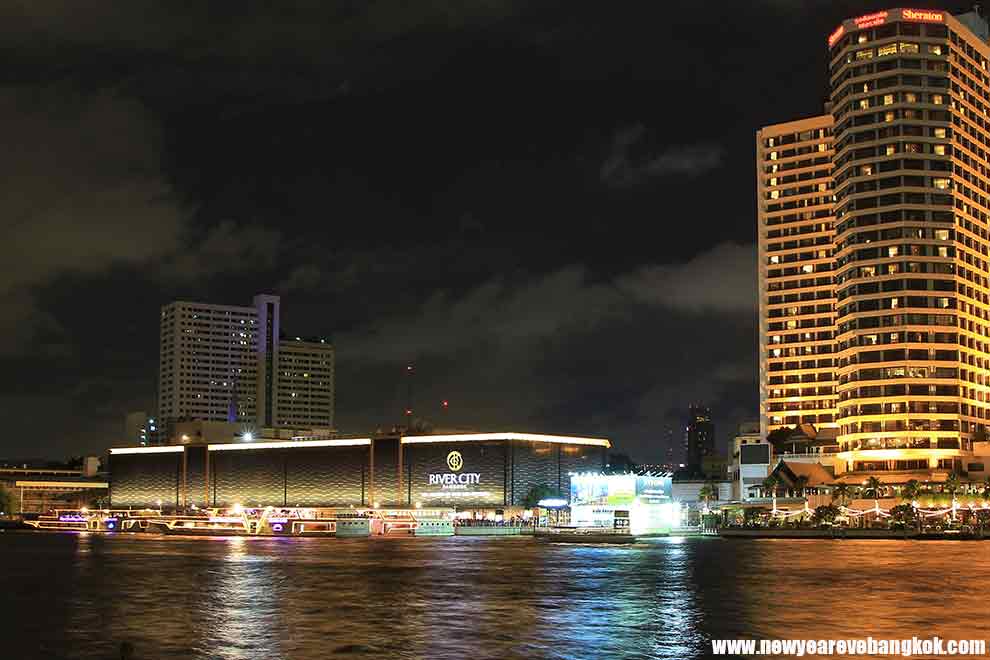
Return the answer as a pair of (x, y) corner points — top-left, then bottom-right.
(1, 533), (988, 660)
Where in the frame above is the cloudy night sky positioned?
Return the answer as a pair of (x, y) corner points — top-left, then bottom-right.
(1, 0), (947, 461)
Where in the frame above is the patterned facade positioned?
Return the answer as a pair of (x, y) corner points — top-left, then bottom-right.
(109, 435), (608, 509)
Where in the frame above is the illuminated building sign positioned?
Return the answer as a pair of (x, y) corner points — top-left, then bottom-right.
(828, 25), (845, 47)
(427, 450), (482, 491)
(828, 8), (946, 46)
(902, 8), (943, 22)
(855, 11), (889, 29)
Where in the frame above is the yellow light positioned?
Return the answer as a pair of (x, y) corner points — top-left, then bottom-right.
(109, 446), (184, 455)
(208, 438), (371, 451)
(232, 503), (243, 514)
(80, 507), (88, 513)
(400, 432), (610, 448)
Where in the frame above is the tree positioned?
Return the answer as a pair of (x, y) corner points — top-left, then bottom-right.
(812, 504), (839, 527)
(698, 481), (718, 506)
(767, 426), (797, 454)
(889, 504), (917, 531)
(900, 479), (922, 502)
(0, 485), (16, 515)
(943, 472), (961, 497)
(832, 483), (851, 507)
(863, 476), (884, 502)
(522, 485), (561, 508)
(760, 475), (779, 498)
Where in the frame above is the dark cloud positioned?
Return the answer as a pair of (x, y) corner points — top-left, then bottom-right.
(600, 123), (724, 188)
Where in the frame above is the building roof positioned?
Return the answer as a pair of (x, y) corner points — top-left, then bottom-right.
(770, 459), (835, 487)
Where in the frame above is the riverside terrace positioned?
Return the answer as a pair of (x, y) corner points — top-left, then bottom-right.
(107, 432), (609, 515)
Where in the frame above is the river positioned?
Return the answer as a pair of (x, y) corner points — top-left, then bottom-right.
(1, 532), (987, 659)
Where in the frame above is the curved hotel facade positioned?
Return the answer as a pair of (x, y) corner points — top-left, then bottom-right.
(759, 8), (990, 483)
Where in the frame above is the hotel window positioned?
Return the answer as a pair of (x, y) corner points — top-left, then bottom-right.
(931, 94), (944, 104)
(859, 99), (870, 110)
(886, 144), (896, 155)
(856, 49), (873, 60)
(904, 92), (918, 103)
(884, 111), (895, 122)
(928, 44), (942, 55)
(933, 145), (946, 155)
(933, 178), (950, 190)
(770, 151), (778, 160)
(883, 94), (894, 105)
(933, 127), (946, 138)
(878, 43), (898, 57)
(899, 42), (919, 54)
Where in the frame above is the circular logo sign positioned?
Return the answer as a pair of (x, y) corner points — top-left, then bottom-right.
(446, 450), (463, 472)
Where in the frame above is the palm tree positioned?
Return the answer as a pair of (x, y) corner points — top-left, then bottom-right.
(863, 476), (883, 500)
(832, 483), (851, 507)
(761, 475), (779, 499)
(943, 472), (961, 499)
(900, 479), (922, 503)
(698, 481), (718, 508)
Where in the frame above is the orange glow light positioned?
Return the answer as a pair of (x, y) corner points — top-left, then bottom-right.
(902, 8), (944, 22)
(828, 24), (845, 47)
(854, 11), (889, 29)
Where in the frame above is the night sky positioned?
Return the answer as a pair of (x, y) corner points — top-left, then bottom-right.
(1, 0), (953, 461)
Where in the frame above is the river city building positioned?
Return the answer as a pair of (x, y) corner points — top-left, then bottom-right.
(759, 7), (990, 486)
(106, 432), (609, 513)
(157, 294), (334, 438)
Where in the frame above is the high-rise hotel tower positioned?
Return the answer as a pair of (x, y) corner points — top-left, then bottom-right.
(158, 294), (335, 436)
(759, 8), (990, 480)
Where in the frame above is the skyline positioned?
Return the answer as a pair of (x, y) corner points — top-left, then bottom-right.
(1, 0), (950, 461)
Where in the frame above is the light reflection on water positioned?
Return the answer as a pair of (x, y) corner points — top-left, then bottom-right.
(1, 533), (988, 659)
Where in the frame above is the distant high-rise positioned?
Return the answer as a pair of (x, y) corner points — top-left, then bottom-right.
(158, 294), (334, 435)
(758, 7), (990, 482)
(123, 411), (158, 446)
(685, 406), (715, 475)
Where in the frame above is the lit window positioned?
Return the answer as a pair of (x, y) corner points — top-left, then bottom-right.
(932, 94), (944, 105)
(878, 44), (898, 57)
(933, 178), (950, 190)
(861, 266), (876, 277)
(802, 264), (814, 274)
(856, 49), (873, 60)
(933, 127), (946, 138)
(769, 255), (780, 264)
(859, 99), (870, 110)
(770, 151), (778, 161)
(928, 44), (942, 55)
(885, 111), (895, 122)
(933, 144), (946, 155)
(770, 190), (780, 199)
(862, 164), (874, 176)
(899, 42), (919, 54)
(769, 177), (777, 186)
(888, 246), (900, 257)
(904, 92), (918, 103)
(935, 230), (949, 240)
(883, 94), (894, 105)
(886, 144), (896, 155)
(818, 143), (827, 152)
